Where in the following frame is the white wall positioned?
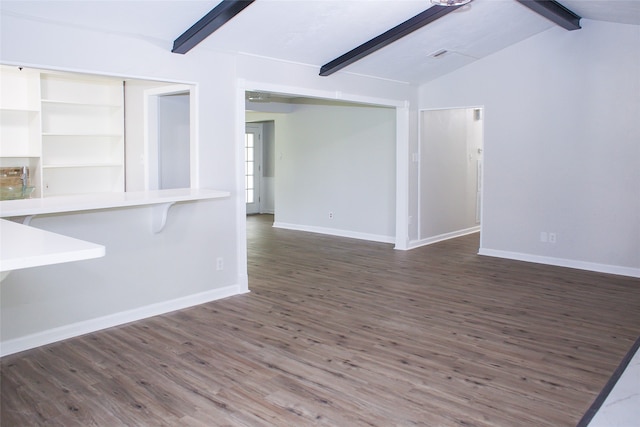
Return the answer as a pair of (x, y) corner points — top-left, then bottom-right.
(0, 12), (241, 354)
(249, 102), (396, 242)
(247, 103), (396, 241)
(419, 20), (640, 277)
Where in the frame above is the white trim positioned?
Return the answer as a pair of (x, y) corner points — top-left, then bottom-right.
(273, 222), (395, 244)
(478, 248), (640, 279)
(236, 82), (249, 294)
(0, 285), (246, 357)
(240, 80), (407, 109)
(418, 105), (485, 113)
(406, 226), (481, 250)
(236, 274), (249, 295)
(395, 105), (410, 250)
(143, 84), (198, 191)
(0, 61), (198, 87)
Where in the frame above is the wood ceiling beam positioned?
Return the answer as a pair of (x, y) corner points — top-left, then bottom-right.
(319, 5), (462, 77)
(515, 0), (581, 31)
(172, 0), (255, 54)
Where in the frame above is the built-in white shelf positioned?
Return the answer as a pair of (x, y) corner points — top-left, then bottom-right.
(0, 218), (105, 275)
(42, 133), (123, 137)
(0, 107), (40, 113)
(40, 71), (124, 196)
(42, 163), (123, 169)
(1, 66), (127, 197)
(41, 99), (121, 108)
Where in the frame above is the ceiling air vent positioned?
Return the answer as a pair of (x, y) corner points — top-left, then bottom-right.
(429, 49), (449, 58)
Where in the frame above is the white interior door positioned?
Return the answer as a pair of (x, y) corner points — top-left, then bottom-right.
(245, 123), (262, 214)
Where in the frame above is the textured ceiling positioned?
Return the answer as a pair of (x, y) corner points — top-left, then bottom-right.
(2, 0), (639, 85)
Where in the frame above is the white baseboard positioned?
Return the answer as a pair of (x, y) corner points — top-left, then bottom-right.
(407, 226), (481, 250)
(0, 284), (246, 357)
(478, 248), (640, 278)
(273, 222), (395, 244)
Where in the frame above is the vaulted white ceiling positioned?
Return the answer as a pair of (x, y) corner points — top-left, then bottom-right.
(2, 0), (639, 85)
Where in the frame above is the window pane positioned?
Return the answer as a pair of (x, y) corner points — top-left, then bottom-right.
(245, 132), (257, 206)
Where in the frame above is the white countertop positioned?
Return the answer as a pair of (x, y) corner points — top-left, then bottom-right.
(0, 188), (230, 277)
(0, 219), (105, 273)
(0, 188), (231, 217)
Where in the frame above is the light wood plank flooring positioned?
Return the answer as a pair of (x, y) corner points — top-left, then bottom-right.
(2, 214), (639, 426)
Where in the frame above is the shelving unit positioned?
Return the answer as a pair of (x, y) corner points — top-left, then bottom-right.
(40, 73), (125, 196)
(1, 66), (126, 198)
(0, 66), (42, 197)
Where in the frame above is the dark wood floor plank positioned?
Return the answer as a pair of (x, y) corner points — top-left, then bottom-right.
(2, 214), (639, 426)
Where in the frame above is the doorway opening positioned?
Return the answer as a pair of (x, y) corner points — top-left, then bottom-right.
(237, 84), (409, 293)
(418, 107), (483, 246)
(144, 84), (197, 191)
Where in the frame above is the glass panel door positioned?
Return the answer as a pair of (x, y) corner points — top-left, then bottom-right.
(245, 123), (261, 214)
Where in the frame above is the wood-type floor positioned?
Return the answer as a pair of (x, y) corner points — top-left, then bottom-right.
(2, 214), (639, 426)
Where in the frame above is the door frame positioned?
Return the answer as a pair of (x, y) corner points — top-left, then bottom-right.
(417, 106), (484, 247)
(235, 81), (409, 293)
(143, 84), (198, 190)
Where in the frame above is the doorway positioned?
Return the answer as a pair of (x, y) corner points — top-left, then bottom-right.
(144, 84), (196, 191)
(237, 84), (409, 295)
(419, 107), (483, 243)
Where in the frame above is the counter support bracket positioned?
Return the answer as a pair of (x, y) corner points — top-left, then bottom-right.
(151, 202), (175, 233)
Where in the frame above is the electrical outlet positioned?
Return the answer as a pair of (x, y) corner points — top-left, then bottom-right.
(216, 257), (224, 271)
(329, 212), (334, 219)
(548, 233), (557, 244)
